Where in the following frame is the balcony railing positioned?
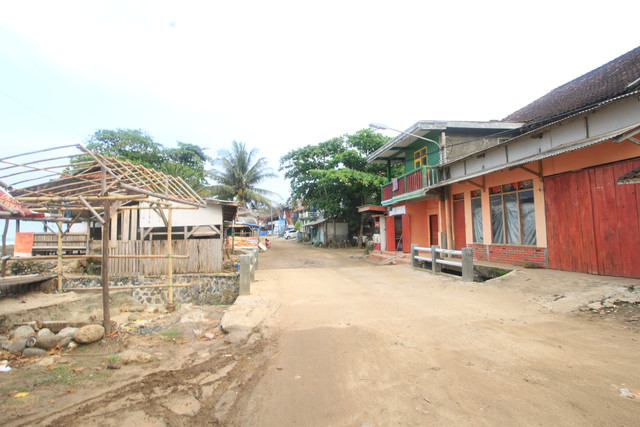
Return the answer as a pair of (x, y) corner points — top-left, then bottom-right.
(381, 166), (440, 203)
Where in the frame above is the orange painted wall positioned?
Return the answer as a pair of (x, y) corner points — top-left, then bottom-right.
(405, 199), (439, 247)
(543, 139), (640, 176)
(446, 138), (640, 252)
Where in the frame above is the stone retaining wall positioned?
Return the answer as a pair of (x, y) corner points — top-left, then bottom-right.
(62, 274), (240, 305)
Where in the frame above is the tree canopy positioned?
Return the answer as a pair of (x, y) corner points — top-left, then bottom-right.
(84, 129), (212, 195)
(208, 141), (278, 208)
(280, 128), (392, 228)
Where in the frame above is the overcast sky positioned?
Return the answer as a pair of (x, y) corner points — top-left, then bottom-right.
(1, 0), (639, 209)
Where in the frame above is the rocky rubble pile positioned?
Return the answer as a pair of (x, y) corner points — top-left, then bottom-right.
(1, 324), (105, 357)
(580, 291), (640, 314)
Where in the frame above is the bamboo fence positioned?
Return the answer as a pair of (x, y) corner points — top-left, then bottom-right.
(109, 239), (223, 276)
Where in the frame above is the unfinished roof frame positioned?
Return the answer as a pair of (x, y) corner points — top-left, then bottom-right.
(0, 145), (207, 334)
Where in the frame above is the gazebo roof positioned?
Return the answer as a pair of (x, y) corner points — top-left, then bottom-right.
(0, 145), (206, 216)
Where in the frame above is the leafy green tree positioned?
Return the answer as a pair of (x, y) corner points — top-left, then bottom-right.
(84, 129), (212, 195)
(85, 129), (164, 169)
(208, 141), (278, 208)
(280, 128), (392, 245)
(165, 142), (210, 171)
(160, 142), (212, 193)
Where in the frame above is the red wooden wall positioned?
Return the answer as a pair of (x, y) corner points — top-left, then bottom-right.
(453, 200), (466, 251)
(430, 215), (439, 246)
(544, 158), (640, 278)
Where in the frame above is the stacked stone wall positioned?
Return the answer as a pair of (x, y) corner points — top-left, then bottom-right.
(63, 273), (239, 305)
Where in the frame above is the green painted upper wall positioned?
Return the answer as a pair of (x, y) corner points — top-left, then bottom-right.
(401, 131), (440, 173)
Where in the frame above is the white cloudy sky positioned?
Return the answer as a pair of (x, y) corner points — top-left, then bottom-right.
(1, 0), (639, 205)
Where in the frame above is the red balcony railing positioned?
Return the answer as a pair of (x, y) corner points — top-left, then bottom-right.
(406, 169), (422, 192)
(381, 166), (440, 203)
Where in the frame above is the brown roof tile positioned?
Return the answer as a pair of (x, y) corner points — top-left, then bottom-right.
(503, 46), (640, 124)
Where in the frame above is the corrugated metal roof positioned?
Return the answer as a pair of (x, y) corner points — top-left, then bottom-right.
(367, 121), (521, 164)
(303, 218), (326, 227)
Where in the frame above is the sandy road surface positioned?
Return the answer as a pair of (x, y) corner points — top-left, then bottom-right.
(231, 239), (640, 426)
(4, 239), (639, 426)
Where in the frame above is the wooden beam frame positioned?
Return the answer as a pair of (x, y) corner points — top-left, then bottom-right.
(78, 195), (105, 224)
(462, 176), (485, 189)
(509, 161), (543, 178)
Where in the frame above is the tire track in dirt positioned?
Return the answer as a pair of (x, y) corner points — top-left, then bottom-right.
(8, 330), (278, 427)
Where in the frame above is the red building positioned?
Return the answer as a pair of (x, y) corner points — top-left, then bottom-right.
(368, 46), (640, 277)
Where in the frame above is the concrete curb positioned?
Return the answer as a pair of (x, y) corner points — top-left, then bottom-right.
(220, 294), (277, 339)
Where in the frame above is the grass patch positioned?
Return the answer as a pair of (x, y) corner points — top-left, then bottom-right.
(158, 330), (181, 339)
(42, 365), (75, 386)
(74, 344), (91, 353)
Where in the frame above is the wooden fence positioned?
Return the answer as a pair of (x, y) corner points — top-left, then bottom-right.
(109, 239), (223, 276)
(32, 233), (88, 254)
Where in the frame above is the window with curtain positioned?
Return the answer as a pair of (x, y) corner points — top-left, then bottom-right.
(489, 180), (537, 245)
(471, 190), (483, 243)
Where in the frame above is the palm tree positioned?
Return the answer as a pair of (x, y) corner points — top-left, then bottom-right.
(208, 141), (278, 207)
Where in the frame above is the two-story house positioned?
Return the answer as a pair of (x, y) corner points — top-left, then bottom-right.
(367, 121), (521, 252)
(368, 45), (640, 278)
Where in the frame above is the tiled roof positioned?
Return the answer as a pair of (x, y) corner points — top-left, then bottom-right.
(0, 190), (44, 218)
(503, 46), (640, 124)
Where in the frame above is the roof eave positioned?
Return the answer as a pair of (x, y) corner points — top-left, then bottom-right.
(367, 120), (524, 164)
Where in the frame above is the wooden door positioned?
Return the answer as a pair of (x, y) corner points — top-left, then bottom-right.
(544, 158), (640, 278)
(429, 215), (438, 246)
(385, 216), (395, 252)
(401, 214), (411, 253)
(453, 199), (466, 251)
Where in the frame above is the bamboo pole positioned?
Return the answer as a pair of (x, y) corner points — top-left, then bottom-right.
(78, 195), (105, 224)
(120, 183), (204, 207)
(168, 207), (173, 305)
(0, 143), (80, 162)
(15, 194), (148, 202)
(65, 283), (192, 291)
(86, 218), (91, 255)
(102, 200), (111, 335)
(24, 254), (189, 260)
(57, 221), (63, 291)
(0, 154), (90, 173)
(1, 219), (8, 257)
(116, 205), (198, 210)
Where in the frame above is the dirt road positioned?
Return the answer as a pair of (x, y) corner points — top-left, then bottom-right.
(232, 239), (640, 426)
(4, 239), (640, 426)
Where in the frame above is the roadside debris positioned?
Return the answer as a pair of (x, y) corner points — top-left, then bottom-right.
(619, 388), (640, 399)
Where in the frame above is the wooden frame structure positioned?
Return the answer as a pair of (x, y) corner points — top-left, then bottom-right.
(0, 145), (206, 334)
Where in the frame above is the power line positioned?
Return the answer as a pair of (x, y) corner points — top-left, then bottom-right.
(0, 89), (85, 139)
